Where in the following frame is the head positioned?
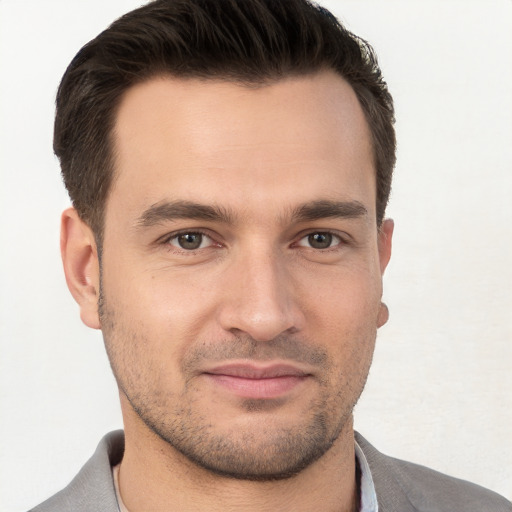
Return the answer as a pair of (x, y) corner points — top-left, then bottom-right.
(59, 0), (395, 482)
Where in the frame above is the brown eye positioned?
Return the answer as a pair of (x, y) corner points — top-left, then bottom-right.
(169, 232), (210, 250)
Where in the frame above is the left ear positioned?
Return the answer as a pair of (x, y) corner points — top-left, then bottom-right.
(377, 218), (394, 275)
(376, 219), (393, 328)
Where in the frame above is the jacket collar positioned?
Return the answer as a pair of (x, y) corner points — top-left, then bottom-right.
(355, 432), (416, 512)
(33, 430), (415, 512)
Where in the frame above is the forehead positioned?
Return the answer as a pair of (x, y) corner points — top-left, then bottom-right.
(108, 71), (375, 223)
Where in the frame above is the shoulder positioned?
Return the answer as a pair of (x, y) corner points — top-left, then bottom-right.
(355, 432), (512, 512)
(28, 431), (124, 512)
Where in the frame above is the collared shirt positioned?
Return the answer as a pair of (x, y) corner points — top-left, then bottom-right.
(113, 464), (129, 512)
(355, 439), (379, 512)
(113, 440), (378, 512)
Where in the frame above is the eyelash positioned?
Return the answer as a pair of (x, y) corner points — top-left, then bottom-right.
(159, 229), (348, 253)
(295, 231), (345, 250)
(160, 229), (217, 251)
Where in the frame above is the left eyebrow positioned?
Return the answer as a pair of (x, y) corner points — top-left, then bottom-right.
(290, 200), (368, 223)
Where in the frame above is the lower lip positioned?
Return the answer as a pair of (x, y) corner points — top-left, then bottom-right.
(205, 374), (307, 399)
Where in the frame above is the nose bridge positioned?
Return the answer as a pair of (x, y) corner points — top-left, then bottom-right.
(218, 243), (302, 341)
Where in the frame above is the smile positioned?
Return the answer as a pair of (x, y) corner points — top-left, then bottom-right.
(203, 363), (310, 399)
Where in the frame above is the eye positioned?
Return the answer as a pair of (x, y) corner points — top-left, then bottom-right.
(297, 232), (341, 250)
(168, 232), (213, 250)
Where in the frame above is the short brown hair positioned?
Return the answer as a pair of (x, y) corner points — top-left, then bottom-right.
(54, 0), (395, 244)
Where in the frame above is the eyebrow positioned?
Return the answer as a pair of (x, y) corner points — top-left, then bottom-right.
(136, 198), (368, 229)
(137, 200), (234, 228)
(290, 199), (368, 222)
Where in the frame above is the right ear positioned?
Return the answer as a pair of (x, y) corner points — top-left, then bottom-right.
(60, 207), (101, 329)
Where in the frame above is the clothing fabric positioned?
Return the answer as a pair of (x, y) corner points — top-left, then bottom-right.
(29, 430), (512, 512)
(112, 465), (128, 512)
(110, 442), (377, 512)
(354, 441), (378, 512)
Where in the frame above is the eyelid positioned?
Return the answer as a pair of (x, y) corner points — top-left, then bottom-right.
(156, 228), (350, 251)
(294, 230), (346, 249)
(159, 229), (219, 250)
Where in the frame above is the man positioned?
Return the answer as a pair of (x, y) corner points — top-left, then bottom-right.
(29, 0), (511, 511)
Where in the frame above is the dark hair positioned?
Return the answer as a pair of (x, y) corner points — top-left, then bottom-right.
(54, 0), (395, 243)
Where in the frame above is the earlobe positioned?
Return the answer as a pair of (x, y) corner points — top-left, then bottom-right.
(60, 208), (101, 329)
(377, 302), (389, 328)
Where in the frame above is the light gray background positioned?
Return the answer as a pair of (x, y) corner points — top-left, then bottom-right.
(1, 1), (511, 510)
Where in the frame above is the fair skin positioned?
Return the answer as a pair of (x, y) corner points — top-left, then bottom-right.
(61, 70), (393, 512)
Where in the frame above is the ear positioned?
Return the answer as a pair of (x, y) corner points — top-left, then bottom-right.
(377, 218), (394, 275)
(376, 219), (393, 328)
(60, 208), (101, 329)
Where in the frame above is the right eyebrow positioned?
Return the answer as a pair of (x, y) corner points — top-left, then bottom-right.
(135, 200), (235, 228)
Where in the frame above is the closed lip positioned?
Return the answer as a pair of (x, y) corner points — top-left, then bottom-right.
(203, 363), (310, 379)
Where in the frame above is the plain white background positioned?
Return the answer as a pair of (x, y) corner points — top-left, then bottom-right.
(0, 1), (511, 510)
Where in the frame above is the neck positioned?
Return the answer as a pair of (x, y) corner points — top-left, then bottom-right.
(118, 405), (358, 512)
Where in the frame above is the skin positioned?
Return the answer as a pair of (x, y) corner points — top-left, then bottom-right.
(61, 70), (393, 512)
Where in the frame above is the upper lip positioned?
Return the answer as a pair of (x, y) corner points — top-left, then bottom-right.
(204, 363), (310, 379)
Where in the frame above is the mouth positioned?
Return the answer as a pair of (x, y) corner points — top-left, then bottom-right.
(202, 363), (311, 399)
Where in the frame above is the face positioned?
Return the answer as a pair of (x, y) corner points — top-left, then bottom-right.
(93, 71), (392, 480)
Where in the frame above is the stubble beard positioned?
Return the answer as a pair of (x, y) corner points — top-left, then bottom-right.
(126, 379), (360, 481)
(99, 289), (374, 482)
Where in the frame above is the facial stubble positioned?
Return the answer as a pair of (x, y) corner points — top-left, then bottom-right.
(99, 284), (376, 481)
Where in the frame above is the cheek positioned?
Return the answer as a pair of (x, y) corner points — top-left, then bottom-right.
(102, 254), (210, 320)
(299, 264), (381, 362)
(299, 261), (382, 323)
(102, 265), (223, 369)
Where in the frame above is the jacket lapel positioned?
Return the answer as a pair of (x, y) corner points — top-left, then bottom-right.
(355, 432), (417, 512)
(30, 430), (124, 512)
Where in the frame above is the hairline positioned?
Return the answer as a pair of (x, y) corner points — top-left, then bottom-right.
(92, 67), (382, 251)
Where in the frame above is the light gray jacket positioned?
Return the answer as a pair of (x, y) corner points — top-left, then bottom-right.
(29, 430), (511, 511)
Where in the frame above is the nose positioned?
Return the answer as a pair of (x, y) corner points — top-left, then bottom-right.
(217, 248), (304, 342)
